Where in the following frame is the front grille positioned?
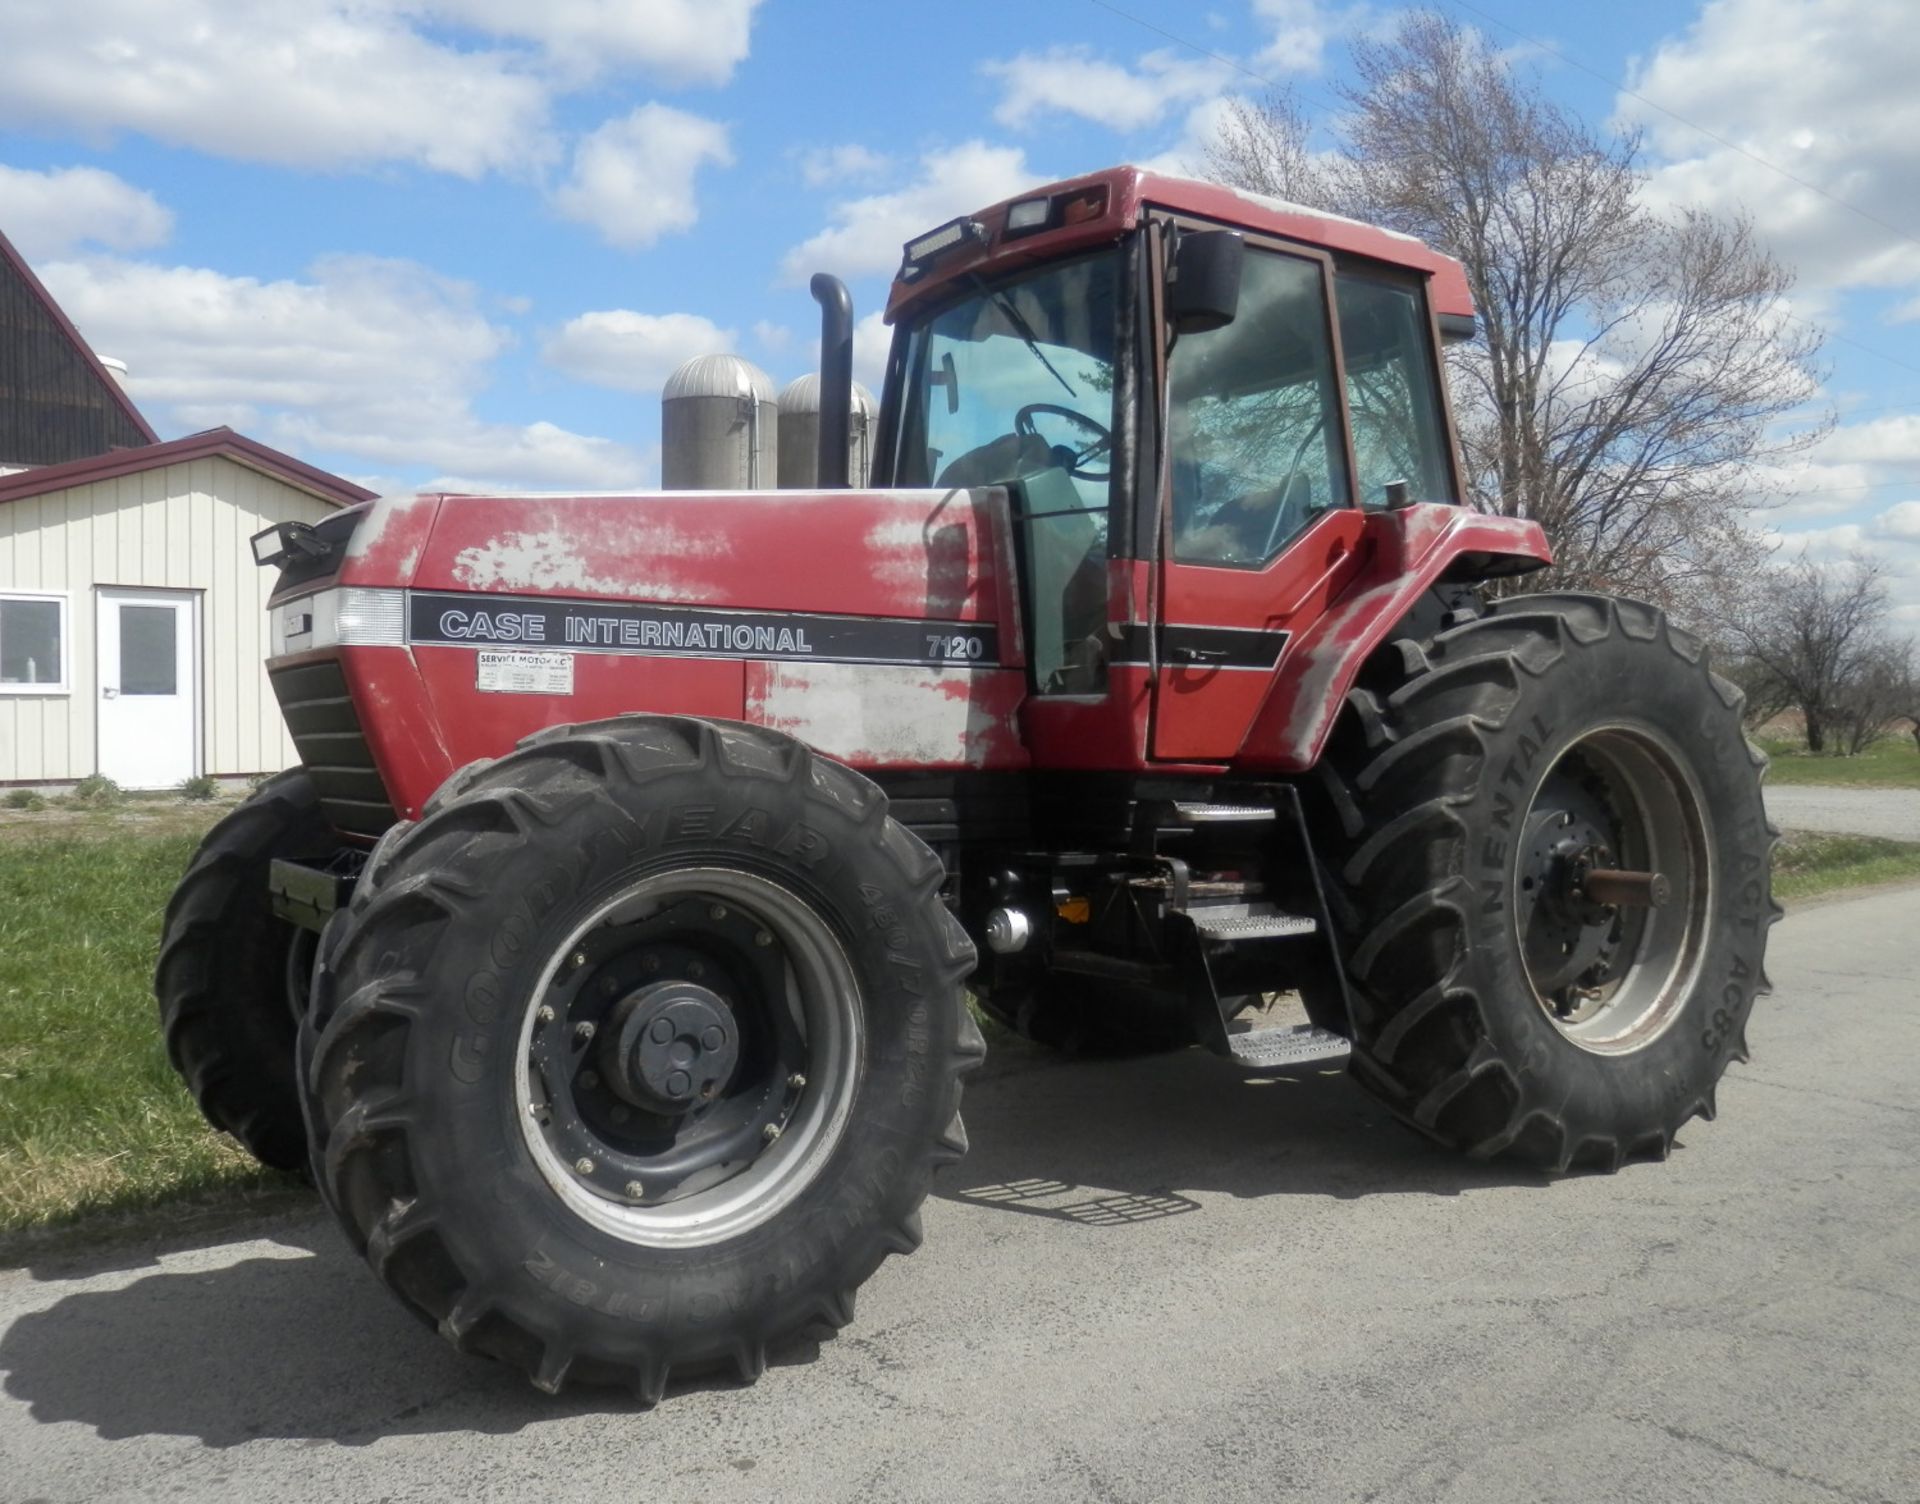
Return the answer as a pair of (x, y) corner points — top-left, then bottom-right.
(269, 657), (398, 837)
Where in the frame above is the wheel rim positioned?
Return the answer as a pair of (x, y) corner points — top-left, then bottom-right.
(514, 866), (863, 1248)
(1511, 724), (1713, 1056)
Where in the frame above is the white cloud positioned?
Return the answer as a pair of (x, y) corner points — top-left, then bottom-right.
(543, 310), (735, 393)
(797, 144), (892, 187)
(0, 0), (553, 177)
(1877, 500), (1920, 540)
(417, 0), (761, 86)
(0, 1), (765, 180)
(985, 46), (1232, 132)
(753, 320), (794, 353)
(550, 104), (732, 250)
(1139, 96), (1244, 178)
(1623, 0), (1920, 298)
(854, 309), (892, 390)
(781, 142), (1038, 283)
(39, 252), (648, 489)
(0, 164), (172, 260)
(1252, 0), (1339, 74)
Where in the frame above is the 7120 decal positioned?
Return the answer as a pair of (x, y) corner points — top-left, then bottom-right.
(925, 633), (987, 661)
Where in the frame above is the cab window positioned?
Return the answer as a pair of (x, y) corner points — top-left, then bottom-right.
(1167, 246), (1351, 568)
(1334, 272), (1455, 506)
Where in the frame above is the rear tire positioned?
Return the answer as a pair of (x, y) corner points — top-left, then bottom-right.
(155, 770), (335, 1172)
(299, 716), (983, 1398)
(1311, 593), (1779, 1172)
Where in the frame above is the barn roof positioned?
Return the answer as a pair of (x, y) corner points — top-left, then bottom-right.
(0, 224), (160, 461)
(0, 425), (377, 510)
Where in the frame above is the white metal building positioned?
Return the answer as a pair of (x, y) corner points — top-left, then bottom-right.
(0, 429), (373, 787)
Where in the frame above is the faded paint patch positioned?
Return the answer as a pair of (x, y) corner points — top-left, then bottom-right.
(343, 491), (432, 562)
(862, 510), (981, 617)
(450, 522), (727, 602)
(747, 662), (1024, 768)
(1218, 184), (1425, 246)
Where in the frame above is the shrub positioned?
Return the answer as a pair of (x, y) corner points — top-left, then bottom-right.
(3, 789), (48, 812)
(66, 775), (123, 808)
(176, 775), (219, 802)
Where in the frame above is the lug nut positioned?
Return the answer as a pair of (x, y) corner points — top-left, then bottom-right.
(788, 1073), (807, 1090)
(610, 1105), (630, 1124)
(528, 1102), (549, 1123)
(688, 961), (705, 980)
(574, 1157), (594, 1176)
(625, 1181), (645, 1199)
(579, 1070), (599, 1089)
(762, 1123), (782, 1143)
(643, 955), (662, 973)
(710, 904), (728, 920)
(575, 1021), (596, 1043)
(754, 930), (773, 947)
(536, 1005), (555, 1024)
(570, 950), (588, 969)
(602, 977), (620, 996)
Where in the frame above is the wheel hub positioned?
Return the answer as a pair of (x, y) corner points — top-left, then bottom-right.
(602, 981), (740, 1114)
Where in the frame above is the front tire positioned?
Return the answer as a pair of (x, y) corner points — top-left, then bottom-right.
(155, 770), (335, 1172)
(1312, 594), (1779, 1172)
(299, 716), (982, 1397)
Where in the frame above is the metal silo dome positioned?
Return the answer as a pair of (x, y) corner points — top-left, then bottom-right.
(661, 354), (779, 489)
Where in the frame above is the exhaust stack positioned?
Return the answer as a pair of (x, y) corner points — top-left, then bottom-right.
(809, 273), (854, 489)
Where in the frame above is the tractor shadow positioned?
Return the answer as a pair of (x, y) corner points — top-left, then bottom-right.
(0, 1045), (1576, 1447)
(0, 1215), (818, 1447)
(939, 1039), (1560, 1226)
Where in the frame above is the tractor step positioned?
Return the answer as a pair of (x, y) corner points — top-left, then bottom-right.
(1189, 907), (1318, 941)
(1169, 802), (1277, 824)
(1227, 1023), (1352, 1069)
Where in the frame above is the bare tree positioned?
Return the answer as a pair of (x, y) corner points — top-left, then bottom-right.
(1718, 553), (1891, 753)
(1198, 13), (1828, 614)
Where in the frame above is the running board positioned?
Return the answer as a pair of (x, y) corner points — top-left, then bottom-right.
(1169, 802), (1278, 824)
(1189, 908), (1318, 941)
(1227, 1024), (1352, 1069)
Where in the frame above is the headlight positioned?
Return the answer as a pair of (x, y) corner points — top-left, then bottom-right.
(272, 587), (406, 654)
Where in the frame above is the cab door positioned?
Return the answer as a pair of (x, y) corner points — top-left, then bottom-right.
(1150, 236), (1362, 762)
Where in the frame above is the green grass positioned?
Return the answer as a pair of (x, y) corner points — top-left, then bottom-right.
(1756, 733), (1920, 788)
(1771, 829), (1920, 902)
(0, 809), (301, 1240)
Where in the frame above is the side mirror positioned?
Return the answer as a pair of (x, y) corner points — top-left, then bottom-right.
(1169, 230), (1244, 335)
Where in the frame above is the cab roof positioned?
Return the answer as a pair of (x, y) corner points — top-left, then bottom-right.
(883, 164), (1473, 326)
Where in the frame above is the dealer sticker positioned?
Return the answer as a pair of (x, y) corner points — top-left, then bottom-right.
(476, 649), (574, 695)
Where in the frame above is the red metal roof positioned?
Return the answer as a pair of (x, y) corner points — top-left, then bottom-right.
(0, 426), (377, 509)
(0, 224), (160, 446)
(885, 164), (1475, 324)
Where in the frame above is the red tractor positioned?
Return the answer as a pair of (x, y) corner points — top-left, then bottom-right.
(157, 167), (1776, 1398)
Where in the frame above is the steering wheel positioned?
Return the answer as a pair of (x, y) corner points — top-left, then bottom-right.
(1259, 417), (1327, 558)
(1016, 403), (1113, 482)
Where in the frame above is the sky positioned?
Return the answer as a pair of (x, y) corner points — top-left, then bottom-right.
(2, 0), (1918, 627)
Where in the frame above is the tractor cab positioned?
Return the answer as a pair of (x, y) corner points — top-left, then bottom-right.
(867, 167), (1497, 768)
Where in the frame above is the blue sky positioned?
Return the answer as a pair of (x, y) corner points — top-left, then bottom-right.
(3, 0), (1918, 624)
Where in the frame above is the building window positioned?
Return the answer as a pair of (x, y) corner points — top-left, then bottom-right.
(0, 593), (69, 694)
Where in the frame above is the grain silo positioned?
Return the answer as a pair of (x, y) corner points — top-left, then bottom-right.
(776, 375), (878, 488)
(661, 354), (778, 490)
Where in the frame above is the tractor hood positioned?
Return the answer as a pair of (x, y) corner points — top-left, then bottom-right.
(316, 486), (1022, 659)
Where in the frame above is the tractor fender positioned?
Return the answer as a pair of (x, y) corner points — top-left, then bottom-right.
(1241, 503), (1550, 772)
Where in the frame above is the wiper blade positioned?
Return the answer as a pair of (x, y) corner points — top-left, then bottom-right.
(969, 273), (1075, 400)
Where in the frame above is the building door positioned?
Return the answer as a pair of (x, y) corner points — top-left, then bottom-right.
(96, 587), (198, 788)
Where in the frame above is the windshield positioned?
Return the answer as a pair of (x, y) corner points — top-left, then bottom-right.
(892, 250), (1121, 695)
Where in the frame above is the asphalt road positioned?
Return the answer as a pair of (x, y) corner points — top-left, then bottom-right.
(5, 885), (1919, 1504)
(1766, 785), (1920, 842)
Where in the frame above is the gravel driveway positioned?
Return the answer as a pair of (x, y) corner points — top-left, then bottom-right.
(1764, 784), (1920, 841)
